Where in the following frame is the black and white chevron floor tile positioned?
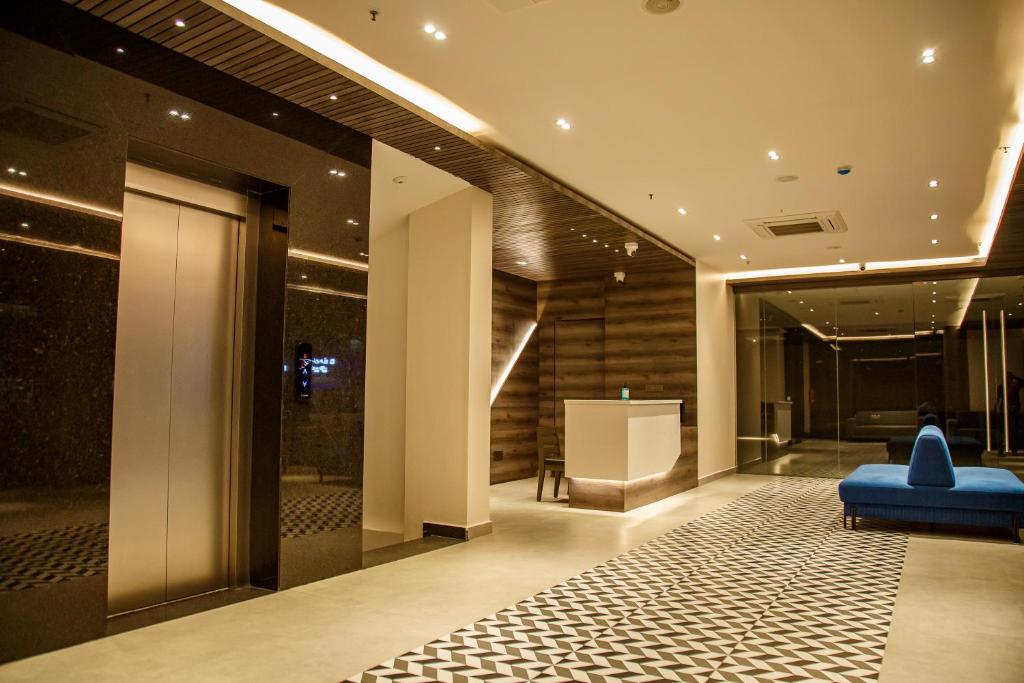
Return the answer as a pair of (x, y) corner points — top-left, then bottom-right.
(349, 477), (907, 683)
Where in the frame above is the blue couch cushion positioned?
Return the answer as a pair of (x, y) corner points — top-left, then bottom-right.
(907, 425), (955, 487)
(839, 464), (1024, 514)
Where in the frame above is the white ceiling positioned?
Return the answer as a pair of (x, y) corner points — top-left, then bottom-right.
(369, 139), (469, 251)
(227, 0), (1024, 275)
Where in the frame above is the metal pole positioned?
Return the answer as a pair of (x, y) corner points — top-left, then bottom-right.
(1001, 309), (1010, 455)
(983, 309), (991, 453)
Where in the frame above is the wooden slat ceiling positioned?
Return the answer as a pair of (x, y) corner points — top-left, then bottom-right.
(64, 0), (694, 281)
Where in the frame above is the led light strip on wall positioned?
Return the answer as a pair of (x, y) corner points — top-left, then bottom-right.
(288, 248), (368, 271)
(489, 321), (538, 406)
(0, 231), (119, 260)
(0, 183), (123, 221)
(287, 283), (367, 300)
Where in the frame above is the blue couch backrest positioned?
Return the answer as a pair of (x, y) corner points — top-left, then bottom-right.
(907, 425), (956, 488)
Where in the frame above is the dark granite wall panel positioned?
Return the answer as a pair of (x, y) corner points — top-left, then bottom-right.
(279, 288), (366, 589)
(0, 25), (370, 662)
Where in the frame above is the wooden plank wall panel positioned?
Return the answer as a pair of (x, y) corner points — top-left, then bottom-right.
(536, 265), (699, 494)
(490, 271), (539, 484)
(604, 268), (698, 426)
(537, 279), (606, 434)
(552, 319), (606, 434)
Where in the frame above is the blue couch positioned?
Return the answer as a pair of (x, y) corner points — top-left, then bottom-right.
(839, 426), (1024, 542)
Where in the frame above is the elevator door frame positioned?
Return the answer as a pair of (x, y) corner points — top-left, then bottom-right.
(110, 162), (253, 614)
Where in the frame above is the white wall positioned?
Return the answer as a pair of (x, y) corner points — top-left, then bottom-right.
(363, 141), (469, 540)
(362, 195), (409, 537)
(695, 261), (737, 481)
(403, 187), (493, 538)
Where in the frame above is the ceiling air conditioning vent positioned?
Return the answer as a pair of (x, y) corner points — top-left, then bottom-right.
(745, 211), (848, 239)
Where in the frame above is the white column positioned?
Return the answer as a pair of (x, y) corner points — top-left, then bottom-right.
(404, 187), (493, 539)
(696, 261), (737, 481)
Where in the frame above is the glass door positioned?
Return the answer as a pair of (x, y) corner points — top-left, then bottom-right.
(735, 288), (841, 476)
(737, 274), (1024, 478)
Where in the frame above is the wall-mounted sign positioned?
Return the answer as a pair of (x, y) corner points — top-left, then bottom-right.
(311, 357), (336, 374)
(295, 342), (313, 399)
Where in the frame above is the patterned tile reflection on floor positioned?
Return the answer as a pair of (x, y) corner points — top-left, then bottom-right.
(0, 487), (363, 591)
(0, 522), (107, 591)
(349, 478), (907, 683)
(280, 487), (362, 538)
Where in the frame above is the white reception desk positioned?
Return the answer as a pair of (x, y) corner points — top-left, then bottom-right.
(564, 399), (684, 511)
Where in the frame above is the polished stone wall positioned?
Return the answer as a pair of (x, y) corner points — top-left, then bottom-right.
(0, 22), (370, 662)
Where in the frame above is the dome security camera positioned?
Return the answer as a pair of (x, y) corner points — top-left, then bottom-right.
(614, 271), (626, 283)
(624, 241), (639, 257)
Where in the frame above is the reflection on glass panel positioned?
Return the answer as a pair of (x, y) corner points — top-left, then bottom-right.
(836, 283), (916, 477)
(736, 276), (1024, 481)
(943, 276), (1024, 469)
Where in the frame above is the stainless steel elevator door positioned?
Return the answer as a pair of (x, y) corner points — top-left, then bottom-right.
(108, 192), (239, 615)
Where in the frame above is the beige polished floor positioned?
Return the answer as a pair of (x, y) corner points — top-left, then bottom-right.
(1, 474), (1022, 682)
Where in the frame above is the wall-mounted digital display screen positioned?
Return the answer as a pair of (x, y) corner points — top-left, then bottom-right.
(295, 342), (313, 399)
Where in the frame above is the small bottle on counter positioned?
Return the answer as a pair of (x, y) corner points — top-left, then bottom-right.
(620, 385), (630, 400)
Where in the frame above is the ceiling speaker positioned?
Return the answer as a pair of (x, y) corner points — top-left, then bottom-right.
(642, 0), (682, 14)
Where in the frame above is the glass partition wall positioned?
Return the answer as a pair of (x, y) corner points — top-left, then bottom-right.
(736, 275), (1024, 478)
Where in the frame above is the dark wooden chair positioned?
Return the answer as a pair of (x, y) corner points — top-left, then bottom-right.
(536, 427), (566, 501)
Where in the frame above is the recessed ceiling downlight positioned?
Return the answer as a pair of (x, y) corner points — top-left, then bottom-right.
(642, 0), (682, 15)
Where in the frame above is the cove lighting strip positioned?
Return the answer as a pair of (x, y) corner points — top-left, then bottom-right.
(0, 231), (119, 260)
(0, 183), (123, 221)
(489, 321), (538, 406)
(287, 283), (367, 300)
(953, 277), (980, 330)
(288, 248), (368, 271)
(222, 0), (485, 134)
(863, 255), (983, 271)
(725, 262), (861, 281)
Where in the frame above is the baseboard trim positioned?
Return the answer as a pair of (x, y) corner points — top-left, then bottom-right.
(698, 465), (737, 486)
(422, 520), (493, 541)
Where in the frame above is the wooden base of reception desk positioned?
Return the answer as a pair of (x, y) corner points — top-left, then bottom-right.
(568, 427), (697, 512)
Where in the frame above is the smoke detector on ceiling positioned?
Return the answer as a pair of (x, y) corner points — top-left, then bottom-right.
(642, 0), (682, 15)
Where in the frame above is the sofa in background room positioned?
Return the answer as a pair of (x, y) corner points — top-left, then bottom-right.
(845, 410), (919, 441)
